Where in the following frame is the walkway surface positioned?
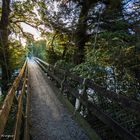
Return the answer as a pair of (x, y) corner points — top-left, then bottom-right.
(28, 60), (90, 140)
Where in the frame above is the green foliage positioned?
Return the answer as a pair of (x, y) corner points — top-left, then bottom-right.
(71, 31), (140, 98)
(31, 40), (47, 60)
(44, 32), (75, 64)
(9, 40), (26, 70)
(71, 48), (107, 85)
(55, 60), (74, 70)
(0, 0), (137, 98)
(46, 49), (61, 64)
(113, 21), (129, 30)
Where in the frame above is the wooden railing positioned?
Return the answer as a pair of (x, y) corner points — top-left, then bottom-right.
(35, 57), (140, 140)
(0, 59), (30, 140)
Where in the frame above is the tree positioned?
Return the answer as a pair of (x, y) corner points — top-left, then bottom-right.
(73, 0), (98, 64)
(0, 0), (11, 93)
(37, 0), (123, 64)
(0, 0), (41, 93)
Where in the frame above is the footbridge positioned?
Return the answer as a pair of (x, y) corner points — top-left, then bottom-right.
(0, 57), (140, 140)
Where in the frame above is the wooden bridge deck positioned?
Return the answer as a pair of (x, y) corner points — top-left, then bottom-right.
(28, 60), (90, 140)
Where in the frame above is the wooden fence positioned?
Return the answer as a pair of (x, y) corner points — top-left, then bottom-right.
(35, 57), (140, 140)
(0, 60), (30, 140)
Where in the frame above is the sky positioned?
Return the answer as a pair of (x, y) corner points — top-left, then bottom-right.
(0, 0), (42, 45)
(18, 23), (42, 46)
(19, 1), (59, 44)
(21, 23), (41, 40)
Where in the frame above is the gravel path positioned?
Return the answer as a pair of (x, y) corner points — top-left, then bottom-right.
(28, 60), (90, 140)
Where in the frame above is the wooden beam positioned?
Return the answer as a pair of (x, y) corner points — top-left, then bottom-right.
(13, 77), (27, 140)
(0, 61), (27, 139)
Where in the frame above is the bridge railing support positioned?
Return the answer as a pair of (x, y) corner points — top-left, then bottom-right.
(0, 59), (30, 140)
(23, 67), (30, 140)
(34, 57), (140, 140)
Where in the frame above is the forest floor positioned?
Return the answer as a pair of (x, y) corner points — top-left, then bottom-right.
(28, 59), (90, 140)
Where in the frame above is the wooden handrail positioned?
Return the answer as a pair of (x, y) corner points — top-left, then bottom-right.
(65, 85), (139, 140)
(13, 67), (28, 140)
(35, 57), (49, 67)
(0, 60), (27, 139)
(86, 79), (140, 114)
(34, 57), (140, 114)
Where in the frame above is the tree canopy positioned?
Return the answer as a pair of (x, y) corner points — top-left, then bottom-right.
(0, 0), (139, 99)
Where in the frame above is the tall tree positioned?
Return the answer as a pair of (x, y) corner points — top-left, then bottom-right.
(0, 0), (11, 93)
(0, 0), (41, 93)
(73, 0), (97, 64)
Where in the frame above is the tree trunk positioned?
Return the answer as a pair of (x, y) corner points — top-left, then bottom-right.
(0, 0), (11, 93)
(62, 45), (67, 60)
(73, 1), (95, 65)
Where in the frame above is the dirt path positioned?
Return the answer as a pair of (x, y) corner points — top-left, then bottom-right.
(28, 60), (90, 140)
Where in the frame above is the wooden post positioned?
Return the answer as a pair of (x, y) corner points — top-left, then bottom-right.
(0, 61), (27, 139)
(53, 65), (56, 75)
(60, 71), (67, 94)
(13, 80), (26, 140)
(23, 66), (30, 140)
(80, 78), (88, 117)
(74, 78), (88, 115)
